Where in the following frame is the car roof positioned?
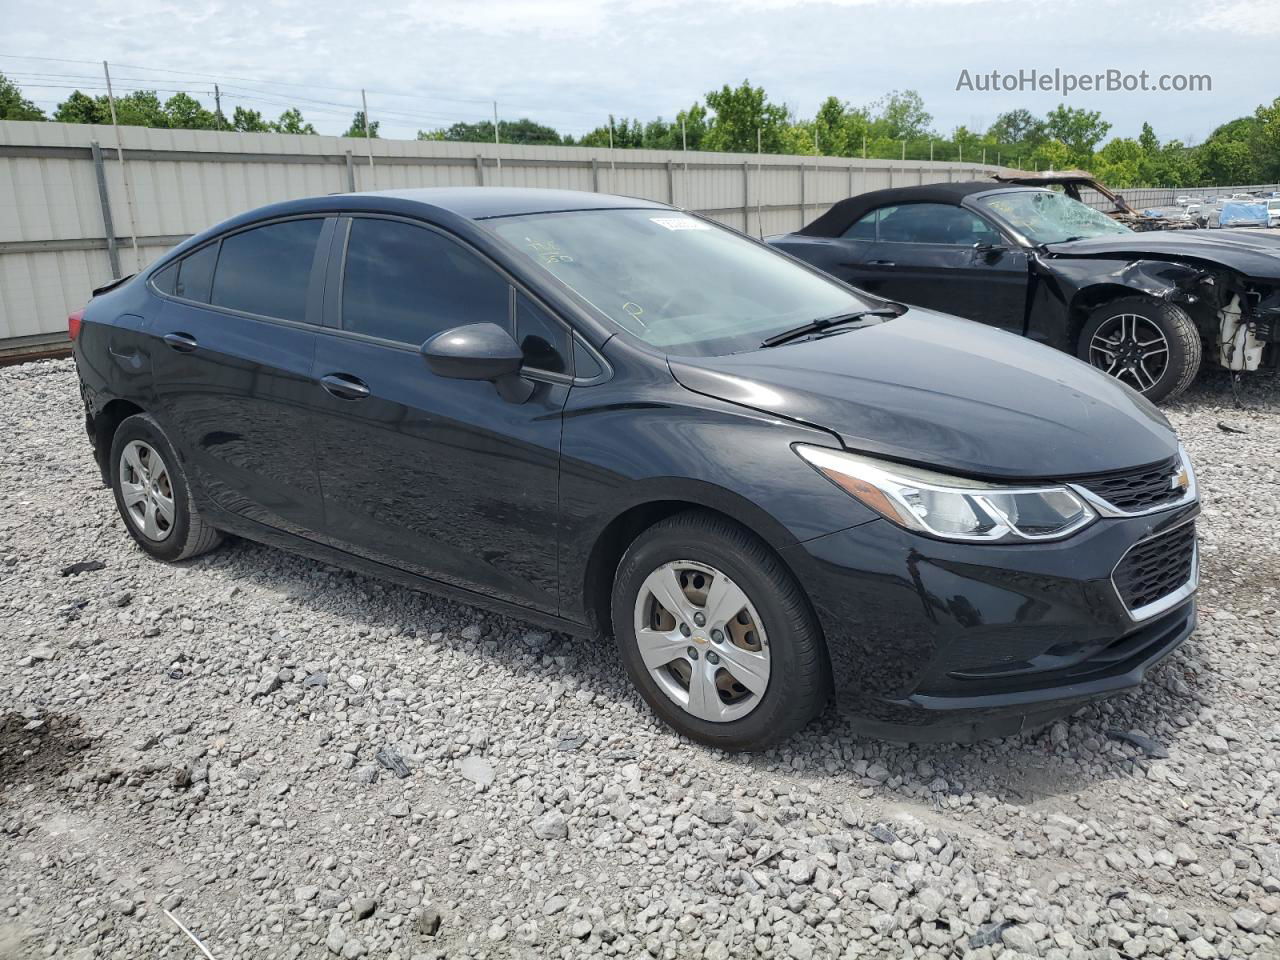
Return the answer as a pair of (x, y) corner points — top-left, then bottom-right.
(797, 181), (1023, 237)
(334, 186), (669, 220)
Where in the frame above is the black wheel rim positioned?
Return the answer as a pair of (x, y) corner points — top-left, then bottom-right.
(1088, 313), (1170, 393)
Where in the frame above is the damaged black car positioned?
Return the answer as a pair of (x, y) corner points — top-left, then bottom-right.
(768, 182), (1280, 401)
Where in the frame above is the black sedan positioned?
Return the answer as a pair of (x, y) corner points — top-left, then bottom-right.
(768, 182), (1280, 401)
(71, 187), (1199, 749)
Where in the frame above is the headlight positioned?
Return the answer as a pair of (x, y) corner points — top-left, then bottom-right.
(795, 445), (1097, 543)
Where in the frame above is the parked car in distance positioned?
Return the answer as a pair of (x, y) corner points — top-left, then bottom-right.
(1268, 198), (1280, 227)
(1176, 196), (1191, 206)
(1219, 200), (1271, 229)
(768, 182), (1280, 401)
(74, 187), (1202, 750)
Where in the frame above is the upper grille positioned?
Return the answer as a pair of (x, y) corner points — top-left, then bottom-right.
(1076, 456), (1183, 513)
(1114, 522), (1197, 613)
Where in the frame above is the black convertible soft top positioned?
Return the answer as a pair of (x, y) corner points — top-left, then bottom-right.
(798, 181), (1007, 238)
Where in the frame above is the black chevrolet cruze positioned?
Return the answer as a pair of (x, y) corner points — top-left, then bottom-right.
(71, 187), (1200, 750)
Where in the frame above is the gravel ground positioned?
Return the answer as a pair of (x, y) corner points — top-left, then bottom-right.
(1, 358), (1278, 960)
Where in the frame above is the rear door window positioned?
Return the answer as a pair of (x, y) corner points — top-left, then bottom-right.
(209, 219), (324, 323)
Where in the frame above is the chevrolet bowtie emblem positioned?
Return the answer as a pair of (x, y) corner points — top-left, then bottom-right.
(1173, 467), (1190, 491)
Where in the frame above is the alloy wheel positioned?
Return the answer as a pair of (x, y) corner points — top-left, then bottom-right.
(1087, 313), (1170, 393)
(118, 440), (176, 541)
(632, 560), (770, 723)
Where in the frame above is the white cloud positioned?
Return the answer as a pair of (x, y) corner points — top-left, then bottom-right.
(3, 0), (1269, 142)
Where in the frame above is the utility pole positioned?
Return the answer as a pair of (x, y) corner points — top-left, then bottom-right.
(681, 117), (688, 177)
(901, 140), (905, 161)
(493, 101), (501, 175)
(102, 61), (141, 272)
(929, 140), (933, 162)
(214, 84), (225, 129)
(862, 133), (867, 159)
(361, 89), (374, 170)
(747, 126), (757, 240)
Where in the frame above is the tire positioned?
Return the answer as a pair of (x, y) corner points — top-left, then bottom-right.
(109, 413), (223, 562)
(1076, 296), (1202, 403)
(610, 510), (831, 751)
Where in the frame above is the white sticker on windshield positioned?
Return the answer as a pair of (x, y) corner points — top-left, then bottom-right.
(650, 216), (710, 231)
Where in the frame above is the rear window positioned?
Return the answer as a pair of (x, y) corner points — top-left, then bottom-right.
(210, 219), (324, 323)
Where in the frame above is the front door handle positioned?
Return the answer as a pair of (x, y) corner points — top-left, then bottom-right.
(320, 373), (371, 401)
(867, 259), (896, 267)
(163, 332), (199, 352)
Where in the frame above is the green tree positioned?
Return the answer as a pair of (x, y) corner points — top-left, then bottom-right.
(868, 90), (932, 140)
(671, 103), (709, 150)
(1029, 139), (1074, 172)
(804, 96), (870, 156)
(272, 108), (317, 135)
(163, 92), (219, 130)
(1044, 104), (1110, 164)
(0, 72), (45, 120)
(343, 111), (379, 138)
(1092, 137), (1145, 187)
(421, 117), (565, 145)
(1144, 141), (1200, 187)
(578, 115), (644, 148)
(53, 91), (105, 124)
(54, 89), (167, 127)
(231, 106), (271, 132)
(1138, 122), (1160, 156)
(987, 108), (1045, 147)
(703, 81), (789, 153)
(1251, 97), (1280, 181)
(1196, 137), (1257, 185)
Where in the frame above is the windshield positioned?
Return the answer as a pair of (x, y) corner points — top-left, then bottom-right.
(978, 190), (1131, 244)
(484, 209), (873, 356)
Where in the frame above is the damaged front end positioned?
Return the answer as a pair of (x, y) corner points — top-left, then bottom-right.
(1034, 248), (1280, 374)
(1225, 281), (1280, 371)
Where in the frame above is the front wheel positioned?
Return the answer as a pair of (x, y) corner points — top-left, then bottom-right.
(610, 511), (831, 751)
(1077, 297), (1202, 402)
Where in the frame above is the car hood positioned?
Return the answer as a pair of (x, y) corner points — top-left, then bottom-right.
(1044, 230), (1280, 280)
(668, 309), (1176, 480)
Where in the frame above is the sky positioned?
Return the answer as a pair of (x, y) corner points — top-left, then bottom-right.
(2, 0), (1276, 144)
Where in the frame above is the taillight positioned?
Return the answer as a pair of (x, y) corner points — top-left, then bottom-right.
(68, 309), (84, 341)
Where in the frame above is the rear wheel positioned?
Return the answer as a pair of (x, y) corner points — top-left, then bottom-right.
(1077, 297), (1201, 402)
(611, 511), (830, 751)
(109, 414), (223, 562)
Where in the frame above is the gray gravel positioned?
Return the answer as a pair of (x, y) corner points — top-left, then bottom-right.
(1, 358), (1279, 960)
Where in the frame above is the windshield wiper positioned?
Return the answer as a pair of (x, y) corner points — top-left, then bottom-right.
(760, 308), (899, 348)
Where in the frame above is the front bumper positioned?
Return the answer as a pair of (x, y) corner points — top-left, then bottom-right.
(783, 502), (1199, 742)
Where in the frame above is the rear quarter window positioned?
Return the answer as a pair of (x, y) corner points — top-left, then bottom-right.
(174, 243), (218, 303)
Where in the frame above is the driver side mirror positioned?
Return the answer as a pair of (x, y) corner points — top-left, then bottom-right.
(972, 241), (1007, 260)
(421, 322), (534, 404)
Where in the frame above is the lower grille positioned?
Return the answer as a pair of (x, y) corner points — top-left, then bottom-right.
(1075, 456), (1183, 513)
(1113, 522), (1197, 616)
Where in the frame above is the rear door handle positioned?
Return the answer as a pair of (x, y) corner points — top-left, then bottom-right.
(320, 373), (371, 401)
(163, 332), (199, 352)
(867, 259), (896, 267)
